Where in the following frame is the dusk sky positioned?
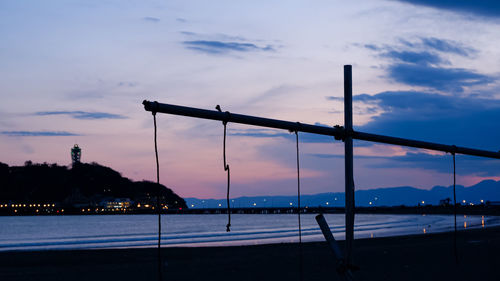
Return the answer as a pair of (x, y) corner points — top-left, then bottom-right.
(1, 0), (500, 198)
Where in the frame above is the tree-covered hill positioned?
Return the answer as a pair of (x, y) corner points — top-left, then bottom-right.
(0, 161), (187, 210)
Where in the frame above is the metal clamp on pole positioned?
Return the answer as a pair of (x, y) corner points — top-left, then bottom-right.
(333, 125), (345, 141)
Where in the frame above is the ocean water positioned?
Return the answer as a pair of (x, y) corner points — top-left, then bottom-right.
(0, 214), (497, 251)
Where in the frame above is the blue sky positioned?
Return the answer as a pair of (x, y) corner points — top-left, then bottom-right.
(1, 0), (499, 198)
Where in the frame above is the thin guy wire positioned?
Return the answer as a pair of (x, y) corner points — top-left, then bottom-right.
(295, 131), (303, 281)
(153, 112), (163, 281)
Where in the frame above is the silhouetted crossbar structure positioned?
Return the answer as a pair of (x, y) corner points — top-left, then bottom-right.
(142, 65), (500, 268)
(142, 100), (500, 159)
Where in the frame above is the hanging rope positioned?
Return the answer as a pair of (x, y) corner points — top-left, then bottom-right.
(152, 107), (163, 281)
(295, 129), (303, 281)
(216, 105), (231, 232)
(452, 148), (458, 264)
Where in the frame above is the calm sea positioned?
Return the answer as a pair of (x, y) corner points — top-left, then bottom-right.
(0, 214), (497, 251)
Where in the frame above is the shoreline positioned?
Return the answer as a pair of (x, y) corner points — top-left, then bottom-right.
(2, 205), (500, 216)
(1, 226), (499, 281)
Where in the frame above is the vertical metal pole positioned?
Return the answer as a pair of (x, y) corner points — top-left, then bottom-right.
(344, 65), (354, 265)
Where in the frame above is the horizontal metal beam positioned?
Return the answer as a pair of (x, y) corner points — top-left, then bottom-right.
(143, 100), (343, 138)
(143, 100), (500, 160)
(353, 131), (500, 159)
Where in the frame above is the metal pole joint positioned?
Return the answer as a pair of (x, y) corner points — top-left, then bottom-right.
(334, 125), (345, 141)
(450, 145), (457, 155)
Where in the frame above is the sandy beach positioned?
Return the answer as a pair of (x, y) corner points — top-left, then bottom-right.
(1, 226), (498, 281)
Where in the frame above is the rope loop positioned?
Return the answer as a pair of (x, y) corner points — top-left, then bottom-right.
(152, 110), (163, 281)
(216, 105), (232, 232)
(294, 129), (303, 281)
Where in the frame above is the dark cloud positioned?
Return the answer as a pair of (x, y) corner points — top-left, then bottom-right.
(1, 131), (79, 137)
(36, 111), (127, 120)
(229, 122), (376, 145)
(214, 34), (247, 41)
(143, 17), (160, 23)
(396, 0), (500, 18)
(363, 39), (492, 92)
(367, 152), (500, 177)
(387, 64), (493, 92)
(353, 90), (500, 151)
(229, 126), (335, 143)
(309, 154), (381, 159)
(397, 37), (476, 57)
(327, 96), (343, 102)
(180, 31), (197, 36)
(181, 31), (247, 42)
(354, 106), (379, 115)
(420, 37), (476, 57)
(382, 50), (445, 65)
(309, 152), (500, 176)
(364, 44), (380, 51)
(183, 40), (274, 54)
(328, 94), (384, 115)
(229, 129), (290, 139)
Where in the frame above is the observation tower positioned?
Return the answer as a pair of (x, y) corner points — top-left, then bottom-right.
(71, 144), (81, 164)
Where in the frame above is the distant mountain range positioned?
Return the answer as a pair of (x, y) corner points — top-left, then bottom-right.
(185, 180), (500, 208)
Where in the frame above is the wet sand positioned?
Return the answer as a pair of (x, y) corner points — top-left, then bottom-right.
(1, 226), (499, 281)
